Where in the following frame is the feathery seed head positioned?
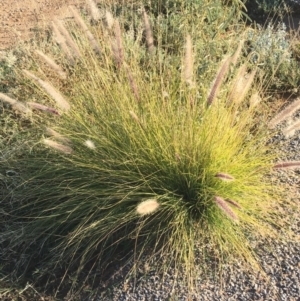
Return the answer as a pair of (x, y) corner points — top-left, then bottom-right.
(23, 70), (70, 111)
(28, 102), (60, 115)
(129, 110), (140, 124)
(215, 172), (234, 181)
(35, 50), (67, 79)
(53, 19), (82, 59)
(69, 5), (101, 55)
(207, 56), (231, 106)
(214, 196), (238, 221)
(112, 20), (124, 68)
(143, 11), (155, 54)
(273, 161), (300, 169)
(0, 92), (31, 114)
(44, 139), (73, 154)
(125, 65), (140, 102)
(282, 119), (300, 138)
(85, 139), (96, 149)
(136, 199), (160, 216)
(249, 92), (261, 108)
(105, 11), (114, 30)
(51, 21), (75, 63)
(225, 199), (242, 209)
(46, 128), (71, 144)
(269, 97), (300, 129)
(183, 34), (194, 86)
(231, 39), (244, 67)
(228, 66), (257, 106)
(86, 0), (102, 21)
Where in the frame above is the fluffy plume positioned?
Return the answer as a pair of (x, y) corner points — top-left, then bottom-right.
(136, 199), (160, 216)
(44, 139), (73, 154)
(23, 70), (70, 111)
(51, 21), (75, 63)
(86, 0), (101, 21)
(268, 97), (300, 129)
(28, 102), (60, 115)
(143, 11), (155, 54)
(53, 19), (82, 59)
(183, 34), (194, 86)
(175, 153), (181, 162)
(0, 92), (31, 114)
(249, 92), (261, 108)
(214, 196), (238, 221)
(207, 56), (231, 106)
(105, 11), (114, 30)
(129, 110), (140, 124)
(112, 20), (124, 68)
(35, 50), (67, 79)
(231, 39), (244, 67)
(228, 66), (257, 106)
(273, 161), (300, 169)
(227, 64), (247, 105)
(0, 92), (19, 106)
(85, 139), (96, 149)
(215, 172), (234, 181)
(69, 5), (101, 55)
(282, 119), (300, 138)
(225, 199), (242, 209)
(46, 128), (71, 144)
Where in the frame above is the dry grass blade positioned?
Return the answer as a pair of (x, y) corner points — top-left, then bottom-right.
(143, 11), (155, 54)
(268, 97), (300, 129)
(214, 196), (238, 221)
(23, 70), (70, 111)
(0, 92), (31, 114)
(69, 5), (101, 55)
(136, 199), (160, 216)
(273, 161), (300, 169)
(183, 34), (194, 86)
(282, 119), (300, 138)
(207, 56), (231, 106)
(35, 50), (67, 79)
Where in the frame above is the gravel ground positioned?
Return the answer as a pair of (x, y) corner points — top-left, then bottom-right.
(94, 117), (300, 301)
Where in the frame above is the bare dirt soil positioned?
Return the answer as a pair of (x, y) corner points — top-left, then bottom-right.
(0, 0), (86, 50)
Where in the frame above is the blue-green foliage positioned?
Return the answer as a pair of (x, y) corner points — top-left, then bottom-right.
(248, 23), (291, 65)
(247, 22), (300, 89)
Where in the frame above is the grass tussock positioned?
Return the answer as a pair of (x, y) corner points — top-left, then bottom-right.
(0, 1), (289, 298)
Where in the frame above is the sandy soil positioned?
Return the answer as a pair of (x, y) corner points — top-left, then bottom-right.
(0, 0), (86, 50)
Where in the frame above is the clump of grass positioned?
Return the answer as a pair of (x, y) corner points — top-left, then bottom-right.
(0, 2), (284, 298)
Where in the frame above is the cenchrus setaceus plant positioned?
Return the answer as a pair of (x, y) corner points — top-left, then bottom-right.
(0, 1), (293, 296)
